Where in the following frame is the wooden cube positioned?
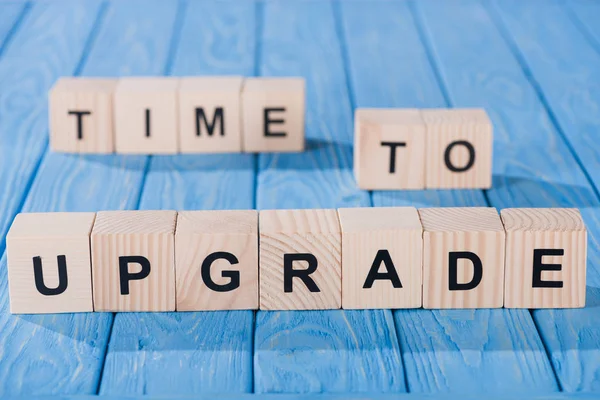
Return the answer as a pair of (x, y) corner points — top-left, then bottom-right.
(502, 208), (586, 308)
(338, 207), (422, 309)
(179, 76), (243, 153)
(6, 212), (96, 314)
(241, 77), (305, 153)
(91, 210), (177, 312)
(354, 109), (426, 190)
(114, 77), (179, 154)
(259, 209), (341, 310)
(420, 207), (505, 309)
(175, 210), (258, 311)
(422, 108), (493, 189)
(49, 77), (117, 153)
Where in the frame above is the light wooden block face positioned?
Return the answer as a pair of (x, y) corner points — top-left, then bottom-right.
(114, 78), (179, 154)
(338, 207), (423, 309)
(179, 76), (243, 153)
(6, 212), (96, 314)
(501, 208), (586, 308)
(175, 210), (258, 311)
(241, 78), (305, 153)
(259, 209), (341, 310)
(91, 210), (177, 312)
(354, 109), (426, 190)
(422, 108), (493, 189)
(420, 207), (505, 309)
(49, 78), (117, 153)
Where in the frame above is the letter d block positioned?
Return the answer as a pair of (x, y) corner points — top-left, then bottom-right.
(175, 210), (258, 311)
(91, 210), (177, 312)
(420, 207), (505, 309)
(259, 209), (341, 310)
(6, 212), (96, 314)
(502, 208), (587, 308)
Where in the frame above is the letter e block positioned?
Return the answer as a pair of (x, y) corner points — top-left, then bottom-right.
(501, 208), (586, 308)
(420, 207), (505, 308)
(259, 209), (341, 310)
(91, 210), (177, 312)
(338, 207), (422, 309)
(7, 212), (96, 314)
(175, 210), (258, 311)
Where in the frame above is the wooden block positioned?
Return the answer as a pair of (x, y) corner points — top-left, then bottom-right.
(175, 210), (258, 310)
(501, 208), (587, 308)
(179, 76), (243, 153)
(91, 210), (177, 312)
(354, 109), (426, 190)
(338, 206), (422, 309)
(49, 77), (117, 153)
(422, 108), (493, 189)
(420, 207), (505, 308)
(114, 77), (179, 154)
(259, 209), (341, 310)
(6, 212), (96, 314)
(241, 77), (305, 153)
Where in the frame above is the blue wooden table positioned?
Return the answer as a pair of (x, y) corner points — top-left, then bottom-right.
(0, 0), (599, 397)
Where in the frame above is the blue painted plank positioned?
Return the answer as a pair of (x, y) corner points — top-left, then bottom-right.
(254, 0), (404, 394)
(0, 2), (26, 57)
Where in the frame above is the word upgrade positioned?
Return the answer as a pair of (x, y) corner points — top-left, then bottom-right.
(6, 207), (586, 314)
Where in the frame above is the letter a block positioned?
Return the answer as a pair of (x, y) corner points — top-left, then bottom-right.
(502, 208), (586, 308)
(6, 212), (96, 314)
(338, 207), (422, 309)
(175, 210), (258, 311)
(420, 207), (505, 309)
(91, 210), (177, 312)
(259, 209), (341, 310)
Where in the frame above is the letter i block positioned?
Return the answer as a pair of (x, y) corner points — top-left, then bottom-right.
(354, 109), (426, 190)
(6, 212), (96, 314)
(114, 77), (179, 154)
(91, 210), (177, 312)
(259, 209), (341, 310)
(420, 207), (505, 309)
(338, 207), (423, 309)
(179, 76), (244, 153)
(501, 208), (587, 308)
(49, 77), (117, 153)
(175, 210), (258, 311)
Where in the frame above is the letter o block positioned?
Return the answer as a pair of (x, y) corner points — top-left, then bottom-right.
(420, 207), (505, 309)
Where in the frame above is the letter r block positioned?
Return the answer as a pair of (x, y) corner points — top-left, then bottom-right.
(175, 210), (258, 311)
(420, 207), (505, 309)
(501, 208), (586, 308)
(259, 209), (341, 310)
(91, 210), (177, 312)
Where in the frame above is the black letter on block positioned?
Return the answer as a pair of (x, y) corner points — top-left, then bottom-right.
(449, 251), (483, 291)
(33, 255), (68, 296)
(68, 110), (91, 140)
(380, 141), (406, 173)
(532, 249), (564, 288)
(264, 107), (286, 137)
(363, 249), (402, 289)
(444, 140), (475, 172)
(119, 256), (151, 295)
(201, 251), (240, 292)
(283, 253), (320, 293)
(145, 109), (151, 137)
(196, 107), (224, 137)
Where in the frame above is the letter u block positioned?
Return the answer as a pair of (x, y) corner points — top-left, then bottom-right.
(259, 209), (341, 310)
(420, 207), (505, 309)
(91, 210), (177, 312)
(175, 210), (258, 311)
(6, 212), (96, 314)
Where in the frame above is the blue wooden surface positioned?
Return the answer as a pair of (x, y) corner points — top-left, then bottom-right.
(0, 0), (598, 397)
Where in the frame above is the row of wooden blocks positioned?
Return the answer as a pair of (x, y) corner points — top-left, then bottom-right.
(355, 108), (493, 189)
(49, 76), (305, 154)
(7, 207), (586, 314)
